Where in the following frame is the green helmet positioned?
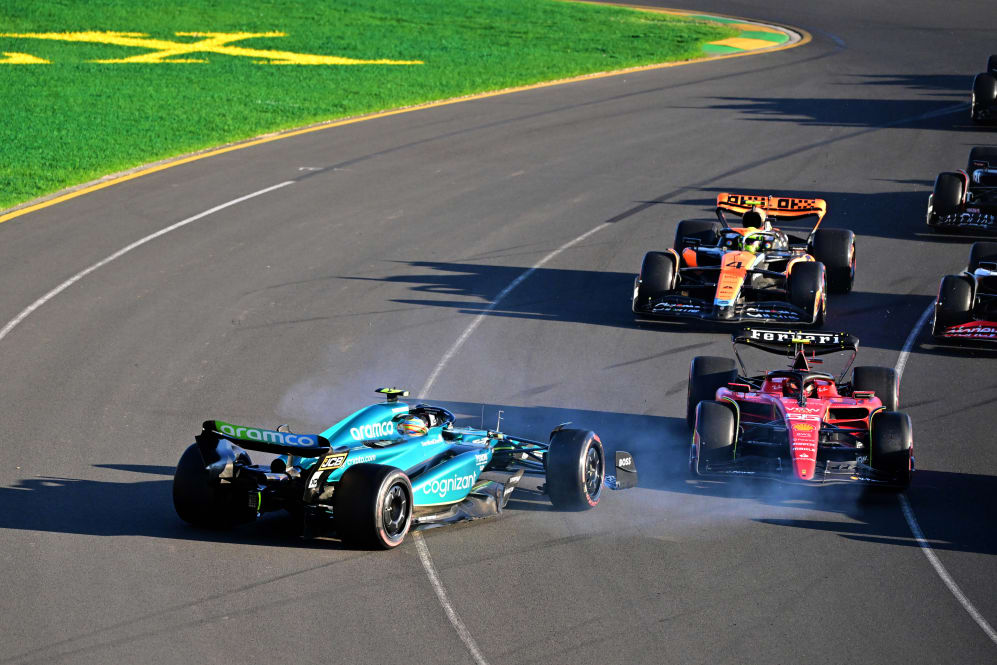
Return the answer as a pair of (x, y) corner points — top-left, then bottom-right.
(741, 231), (767, 253)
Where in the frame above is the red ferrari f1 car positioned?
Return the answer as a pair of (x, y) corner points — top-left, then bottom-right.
(687, 328), (912, 489)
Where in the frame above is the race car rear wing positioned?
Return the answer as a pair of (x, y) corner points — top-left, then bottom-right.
(733, 328), (858, 382)
(715, 193), (827, 238)
(197, 420), (331, 458)
(734, 328), (858, 354)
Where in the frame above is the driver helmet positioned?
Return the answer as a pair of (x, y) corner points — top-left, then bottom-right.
(742, 206), (771, 230)
(782, 378), (799, 397)
(396, 414), (428, 437)
(742, 231), (767, 253)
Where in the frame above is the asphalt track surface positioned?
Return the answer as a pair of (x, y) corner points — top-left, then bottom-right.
(1, 1), (995, 663)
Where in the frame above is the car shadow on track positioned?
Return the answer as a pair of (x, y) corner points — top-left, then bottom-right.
(704, 85), (971, 132)
(0, 464), (350, 549)
(348, 260), (923, 350)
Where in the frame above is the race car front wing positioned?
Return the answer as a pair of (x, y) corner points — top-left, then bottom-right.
(692, 452), (910, 488)
(635, 294), (813, 324)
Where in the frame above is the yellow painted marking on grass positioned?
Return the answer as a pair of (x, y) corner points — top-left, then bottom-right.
(709, 37), (783, 50)
(0, 4), (810, 226)
(0, 31), (422, 65)
(727, 23), (782, 34)
(0, 51), (49, 64)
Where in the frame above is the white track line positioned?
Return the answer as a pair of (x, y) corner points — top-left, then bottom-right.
(0, 181), (295, 344)
(421, 221), (610, 396)
(415, 220), (612, 664)
(413, 533), (490, 665)
(895, 303), (997, 646)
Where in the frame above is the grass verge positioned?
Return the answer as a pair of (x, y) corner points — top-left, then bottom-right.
(0, 0), (736, 210)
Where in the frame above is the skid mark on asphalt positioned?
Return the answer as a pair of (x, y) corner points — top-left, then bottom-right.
(895, 304), (997, 646)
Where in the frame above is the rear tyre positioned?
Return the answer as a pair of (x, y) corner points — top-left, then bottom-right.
(809, 228), (855, 294)
(673, 220), (720, 251)
(852, 366), (899, 412)
(687, 356), (737, 429)
(693, 400), (737, 473)
(932, 275), (973, 335)
(334, 464), (412, 549)
(546, 429), (604, 510)
(173, 443), (255, 528)
(869, 411), (913, 491)
(968, 147), (997, 170)
(787, 261), (826, 326)
(634, 251), (676, 312)
(968, 241), (997, 271)
(971, 75), (997, 122)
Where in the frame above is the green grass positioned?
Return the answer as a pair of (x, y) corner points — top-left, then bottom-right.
(0, 0), (735, 210)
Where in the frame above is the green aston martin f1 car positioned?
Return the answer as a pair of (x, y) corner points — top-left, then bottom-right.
(173, 388), (637, 548)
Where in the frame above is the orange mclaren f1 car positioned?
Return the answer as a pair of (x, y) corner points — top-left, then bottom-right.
(632, 193), (856, 325)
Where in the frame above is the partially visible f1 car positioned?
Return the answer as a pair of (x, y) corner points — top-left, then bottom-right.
(633, 193), (855, 325)
(927, 147), (997, 233)
(172, 388), (637, 549)
(686, 328), (912, 489)
(932, 241), (997, 342)
(971, 55), (997, 124)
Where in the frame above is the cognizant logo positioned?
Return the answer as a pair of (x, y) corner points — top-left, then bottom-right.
(350, 422), (395, 440)
(423, 474), (475, 498)
(215, 421), (317, 447)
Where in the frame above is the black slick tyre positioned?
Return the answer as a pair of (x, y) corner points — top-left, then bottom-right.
(971, 75), (997, 122)
(931, 173), (964, 218)
(673, 220), (720, 251)
(968, 241), (997, 272)
(809, 228), (855, 294)
(634, 251), (676, 311)
(546, 429), (604, 510)
(852, 366), (899, 411)
(334, 464), (412, 549)
(693, 400), (736, 474)
(868, 411), (913, 491)
(787, 261), (826, 326)
(968, 147), (997, 170)
(932, 275), (973, 335)
(173, 443), (255, 528)
(687, 356), (736, 429)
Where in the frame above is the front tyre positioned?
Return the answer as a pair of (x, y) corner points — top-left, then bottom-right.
(693, 400), (737, 474)
(634, 251), (676, 312)
(869, 411), (913, 491)
(546, 429), (604, 510)
(971, 74), (997, 123)
(932, 275), (973, 336)
(931, 173), (964, 218)
(335, 464), (413, 549)
(787, 261), (826, 326)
